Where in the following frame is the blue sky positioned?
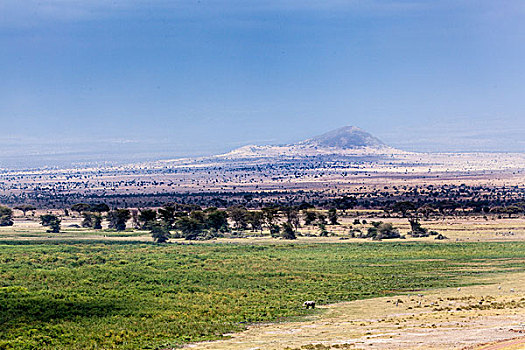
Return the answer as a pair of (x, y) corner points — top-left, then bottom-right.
(1, 0), (524, 166)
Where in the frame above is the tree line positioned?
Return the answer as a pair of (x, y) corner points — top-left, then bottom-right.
(1, 198), (524, 242)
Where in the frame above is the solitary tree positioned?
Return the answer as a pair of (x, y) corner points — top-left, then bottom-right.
(40, 214), (61, 233)
(0, 205), (14, 226)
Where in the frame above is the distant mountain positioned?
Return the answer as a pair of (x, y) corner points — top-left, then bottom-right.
(298, 126), (386, 149)
(220, 126), (401, 159)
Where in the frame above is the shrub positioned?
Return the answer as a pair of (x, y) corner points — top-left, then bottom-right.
(366, 222), (400, 240)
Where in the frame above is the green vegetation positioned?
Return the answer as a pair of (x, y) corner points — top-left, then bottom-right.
(365, 221), (401, 240)
(0, 206), (13, 227)
(107, 209), (131, 231)
(39, 214), (61, 233)
(81, 212), (103, 230)
(1, 241), (525, 349)
(13, 205), (36, 217)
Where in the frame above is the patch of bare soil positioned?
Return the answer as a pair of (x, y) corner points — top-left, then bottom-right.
(186, 273), (525, 350)
(466, 336), (525, 350)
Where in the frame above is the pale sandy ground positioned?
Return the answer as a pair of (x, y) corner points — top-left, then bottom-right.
(187, 273), (525, 350)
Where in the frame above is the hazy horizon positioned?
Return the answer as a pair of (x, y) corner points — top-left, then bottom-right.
(2, 1), (525, 168)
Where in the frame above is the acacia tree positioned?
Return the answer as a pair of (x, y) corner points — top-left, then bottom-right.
(366, 222), (400, 240)
(0, 205), (14, 226)
(417, 205), (436, 219)
(138, 209), (157, 230)
(392, 201), (416, 218)
(158, 205), (176, 228)
(283, 207), (300, 231)
(175, 216), (203, 240)
(316, 213), (327, 225)
(71, 203), (91, 215)
(227, 206), (249, 230)
(40, 214), (61, 233)
(81, 212), (102, 229)
(151, 224), (170, 243)
(328, 208), (339, 225)
(247, 211), (264, 232)
(504, 206), (522, 218)
(303, 210), (317, 226)
(107, 209), (131, 231)
(205, 209), (229, 232)
(408, 218), (428, 237)
(90, 203), (110, 213)
(281, 222), (296, 240)
(14, 204), (36, 216)
(262, 207), (280, 231)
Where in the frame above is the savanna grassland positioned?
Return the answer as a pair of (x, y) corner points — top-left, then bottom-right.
(1, 240), (525, 349)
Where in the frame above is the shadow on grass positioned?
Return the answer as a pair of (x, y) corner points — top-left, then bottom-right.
(0, 239), (153, 246)
(0, 294), (126, 327)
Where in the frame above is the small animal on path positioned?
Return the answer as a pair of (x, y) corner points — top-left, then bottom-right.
(303, 301), (316, 309)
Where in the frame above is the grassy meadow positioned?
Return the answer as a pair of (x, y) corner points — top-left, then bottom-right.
(1, 240), (525, 349)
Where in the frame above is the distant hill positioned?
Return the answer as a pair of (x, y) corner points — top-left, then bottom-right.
(221, 126), (400, 159)
(298, 126), (386, 149)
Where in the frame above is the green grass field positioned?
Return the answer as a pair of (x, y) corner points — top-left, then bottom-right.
(1, 240), (525, 349)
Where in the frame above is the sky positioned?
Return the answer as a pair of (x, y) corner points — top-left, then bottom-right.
(1, 0), (525, 167)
